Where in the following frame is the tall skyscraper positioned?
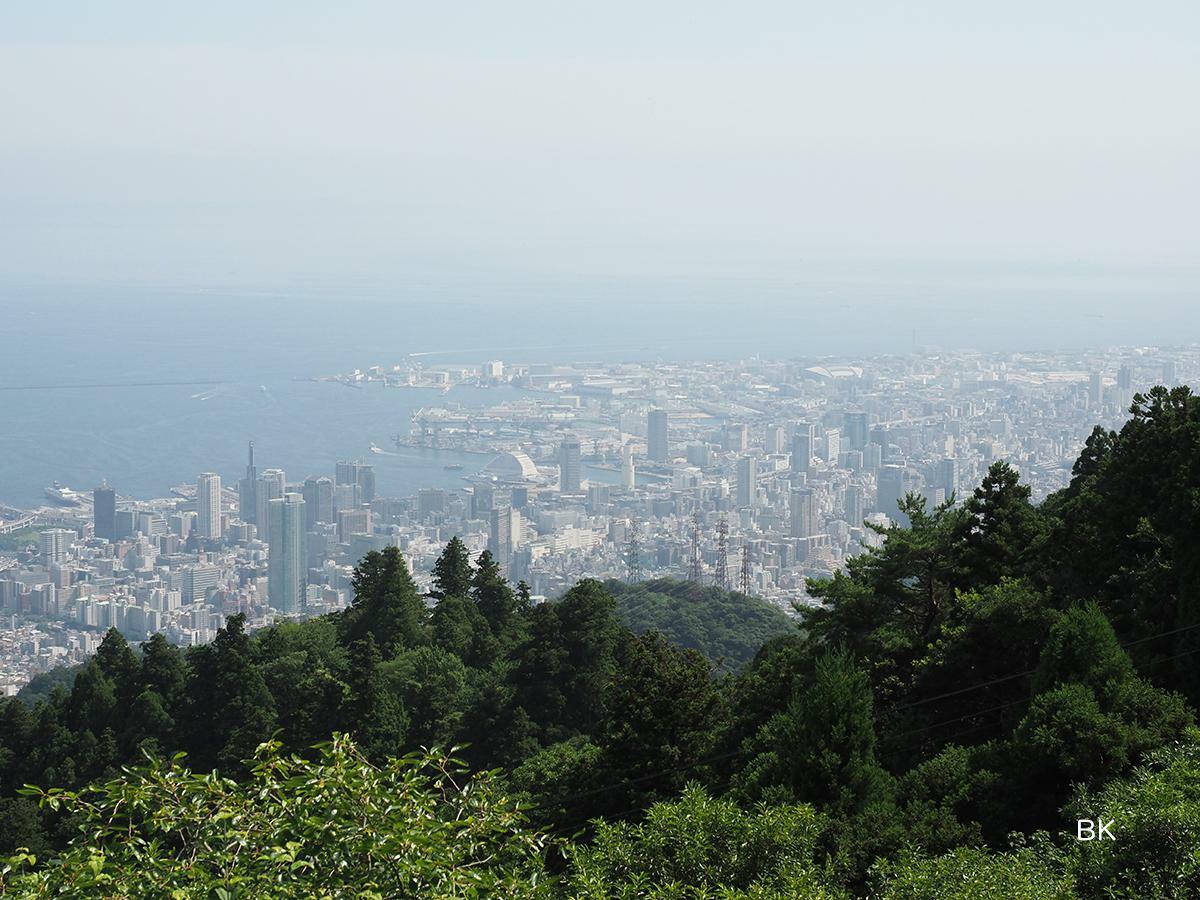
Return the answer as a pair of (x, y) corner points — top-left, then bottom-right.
(790, 488), (815, 539)
(1117, 364), (1133, 393)
(587, 483), (612, 515)
(337, 508), (372, 543)
(559, 436), (582, 493)
(843, 412), (869, 452)
(736, 455), (758, 508)
(115, 509), (137, 540)
(489, 506), (521, 571)
(620, 444), (636, 490)
(255, 469), (286, 540)
(724, 423), (749, 453)
(196, 473), (222, 539)
(1163, 360), (1178, 386)
(764, 424), (785, 455)
(1089, 371), (1103, 410)
(417, 488), (447, 520)
(647, 409), (670, 462)
(1114, 364), (1134, 409)
(792, 422), (814, 480)
(877, 465), (908, 527)
(238, 441), (258, 524)
(268, 493), (307, 615)
(169, 512), (193, 538)
(938, 457), (959, 503)
(863, 442), (883, 473)
(824, 428), (841, 463)
(302, 476), (334, 527)
(39, 528), (72, 565)
(844, 484), (864, 527)
(336, 460), (376, 503)
(182, 563), (220, 605)
(332, 483), (359, 514)
(93, 480), (116, 541)
(472, 482), (495, 518)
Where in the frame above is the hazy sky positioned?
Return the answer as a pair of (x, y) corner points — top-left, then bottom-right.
(1, 1), (1197, 286)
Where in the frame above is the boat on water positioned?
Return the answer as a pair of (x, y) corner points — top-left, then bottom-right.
(369, 443), (384, 454)
(443, 464), (464, 471)
(44, 482), (84, 506)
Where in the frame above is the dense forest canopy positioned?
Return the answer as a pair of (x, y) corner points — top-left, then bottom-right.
(4, 385), (1200, 897)
(605, 577), (796, 670)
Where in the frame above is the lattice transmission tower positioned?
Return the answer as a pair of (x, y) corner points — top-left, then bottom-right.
(688, 511), (703, 583)
(626, 516), (642, 582)
(740, 542), (752, 594)
(715, 516), (729, 590)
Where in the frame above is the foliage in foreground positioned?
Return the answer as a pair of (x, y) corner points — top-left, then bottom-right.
(9, 731), (1200, 897)
(869, 844), (1075, 900)
(1067, 732), (1200, 899)
(569, 783), (843, 899)
(2, 736), (552, 898)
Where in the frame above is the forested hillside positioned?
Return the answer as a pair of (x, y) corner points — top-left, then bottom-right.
(606, 576), (796, 670)
(4, 385), (1200, 898)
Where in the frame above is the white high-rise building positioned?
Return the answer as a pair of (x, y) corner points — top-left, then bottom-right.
(268, 493), (307, 615)
(824, 428), (841, 464)
(255, 469), (286, 541)
(620, 444), (636, 490)
(196, 473), (222, 539)
(39, 528), (73, 565)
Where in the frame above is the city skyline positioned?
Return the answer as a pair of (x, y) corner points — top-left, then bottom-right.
(4, 2), (1199, 891)
(4, 341), (1194, 695)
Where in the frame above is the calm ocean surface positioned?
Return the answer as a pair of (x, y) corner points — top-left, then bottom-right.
(1, 265), (1196, 508)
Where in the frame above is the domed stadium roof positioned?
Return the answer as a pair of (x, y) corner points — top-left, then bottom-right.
(804, 365), (863, 380)
(483, 451), (540, 482)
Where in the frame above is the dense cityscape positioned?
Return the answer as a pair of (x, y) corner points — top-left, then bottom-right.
(2, 344), (1194, 695)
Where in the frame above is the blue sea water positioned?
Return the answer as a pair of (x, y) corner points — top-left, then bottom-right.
(0, 263), (1196, 508)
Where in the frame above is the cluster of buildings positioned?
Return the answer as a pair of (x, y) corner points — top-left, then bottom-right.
(2, 344), (1196, 695)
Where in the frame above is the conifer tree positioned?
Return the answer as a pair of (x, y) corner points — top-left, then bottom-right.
(430, 535), (473, 601)
(342, 546), (428, 655)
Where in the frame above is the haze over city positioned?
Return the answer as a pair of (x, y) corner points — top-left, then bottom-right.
(2, 1), (1197, 287)
(4, 4), (1200, 897)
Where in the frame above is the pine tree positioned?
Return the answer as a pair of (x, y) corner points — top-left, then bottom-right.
(471, 549), (521, 637)
(184, 614), (278, 773)
(953, 460), (1046, 589)
(430, 536), (474, 601)
(342, 635), (408, 760)
(342, 546), (428, 655)
(741, 647), (891, 817)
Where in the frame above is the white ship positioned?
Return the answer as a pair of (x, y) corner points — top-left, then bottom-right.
(44, 482), (84, 506)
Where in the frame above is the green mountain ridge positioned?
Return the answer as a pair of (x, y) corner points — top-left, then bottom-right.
(607, 576), (797, 671)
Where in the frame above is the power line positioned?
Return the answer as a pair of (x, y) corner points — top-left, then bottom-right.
(525, 638), (1200, 830)
(892, 618), (1200, 713)
(891, 640), (1200, 752)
